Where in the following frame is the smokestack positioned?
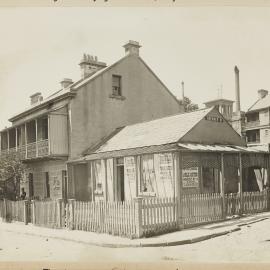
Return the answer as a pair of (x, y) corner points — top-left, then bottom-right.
(234, 66), (241, 112)
(181, 81), (185, 102)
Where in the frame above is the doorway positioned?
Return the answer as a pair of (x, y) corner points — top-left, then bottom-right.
(28, 173), (34, 198)
(116, 158), (125, 201)
(62, 170), (68, 201)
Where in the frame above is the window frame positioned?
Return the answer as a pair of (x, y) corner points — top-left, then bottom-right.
(112, 74), (122, 96)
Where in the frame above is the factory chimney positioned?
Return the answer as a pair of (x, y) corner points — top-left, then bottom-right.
(234, 66), (241, 112)
(181, 81), (185, 102)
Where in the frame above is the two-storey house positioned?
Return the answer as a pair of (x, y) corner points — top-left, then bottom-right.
(244, 89), (270, 151)
(0, 40), (183, 201)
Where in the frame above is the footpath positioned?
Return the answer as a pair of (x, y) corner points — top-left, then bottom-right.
(0, 212), (269, 248)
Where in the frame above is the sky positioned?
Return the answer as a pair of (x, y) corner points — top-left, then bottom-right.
(1, 7), (270, 129)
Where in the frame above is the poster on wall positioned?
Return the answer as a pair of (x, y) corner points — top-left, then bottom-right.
(182, 167), (199, 188)
(125, 157), (136, 182)
(52, 174), (61, 198)
(159, 153), (173, 181)
(124, 156), (136, 200)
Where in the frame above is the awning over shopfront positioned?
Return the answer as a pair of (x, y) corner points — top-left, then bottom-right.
(178, 143), (268, 153)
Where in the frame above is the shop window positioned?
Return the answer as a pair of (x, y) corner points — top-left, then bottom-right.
(202, 167), (220, 193)
(141, 155), (155, 194)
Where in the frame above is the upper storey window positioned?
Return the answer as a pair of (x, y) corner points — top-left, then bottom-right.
(112, 75), (122, 96)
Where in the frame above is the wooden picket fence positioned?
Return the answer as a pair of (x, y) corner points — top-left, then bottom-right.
(141, 197), (178, 236)
(243, 190), (269, 214)
(0, 190), (269, 238)
(182, 193), (223, 226)
(70, 200), (138, 238)
(0, 200), (5, 220)
(225, 193), (241, 216)
(33, 200), (65, 229)
(5, 200), (25, 222)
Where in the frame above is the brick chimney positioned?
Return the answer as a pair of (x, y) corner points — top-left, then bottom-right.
(79, 54), (106, 79)
(234, 66), (241, 112)
(30, 92), (43, 106)
(258, 89), (268, 99)
(61, 78), (73, 89)
(123, 40), (141, 56)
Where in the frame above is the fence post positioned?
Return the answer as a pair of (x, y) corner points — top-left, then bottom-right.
(220, 153), (226, 219)
(57, 199), (63, 228)
(23, 200), (28, 225)
(31, 200), (36, 225)
(68, 199), (75, 230)
(134, 197), (143, 238)
(3, 198), (7, 222)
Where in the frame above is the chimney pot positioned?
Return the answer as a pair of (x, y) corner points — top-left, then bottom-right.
(79, 53), (107, 79)
(61, 78), (73, 89)
(30, 92), (43, 106)
(123, 40), (141, 56)
(258, 89), (268, 99)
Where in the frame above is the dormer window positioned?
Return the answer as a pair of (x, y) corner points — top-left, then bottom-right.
(112, 75), (121, 96)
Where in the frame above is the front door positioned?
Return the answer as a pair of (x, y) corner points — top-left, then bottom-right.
(116, 158), (125, 201)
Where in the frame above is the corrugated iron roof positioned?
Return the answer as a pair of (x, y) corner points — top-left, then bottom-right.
(94, 108), (213, 154)
(69, 142), (268, 163)
(178, 143), (268, 153)
(68, 143), (179, 163)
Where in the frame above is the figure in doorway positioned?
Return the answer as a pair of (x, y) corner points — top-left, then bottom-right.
(20, 188), (26, 200)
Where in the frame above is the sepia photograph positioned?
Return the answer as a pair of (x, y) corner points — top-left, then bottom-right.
(0, 1), (270, 269)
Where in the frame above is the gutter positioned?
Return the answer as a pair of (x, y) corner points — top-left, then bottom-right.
(8, 92), (76, 122)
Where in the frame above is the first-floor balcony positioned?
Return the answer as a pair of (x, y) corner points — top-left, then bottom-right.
(0, 112), (68, 160)
(1, 140), (49, 160)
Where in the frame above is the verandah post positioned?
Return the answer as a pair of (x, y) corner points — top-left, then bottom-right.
(174, 151), (183, 229)
(239, 153), (243, 215)
(267, 155), (270, 211)
(31, 200), (36, 225)
(23, 200), (28, 225)
(134, 197), (143, 238)
(57, 199), (63, 228)
(220, 153), (226, 219)
(68, 199), (75, 230)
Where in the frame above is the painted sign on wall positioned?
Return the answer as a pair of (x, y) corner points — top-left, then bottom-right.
(182, 167), (199, 188)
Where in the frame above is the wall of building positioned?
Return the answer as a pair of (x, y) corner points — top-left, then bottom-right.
(259, 109), (270, 126)
(21, 159), (67, 200)
(69, 54), (182, 159)
(260, 128), (270, 144)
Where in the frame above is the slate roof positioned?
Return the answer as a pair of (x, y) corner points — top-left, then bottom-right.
(247, 95), (270, 112)
(92, 108), (213, 154)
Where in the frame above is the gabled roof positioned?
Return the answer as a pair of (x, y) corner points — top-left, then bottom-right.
(9, 53), (180, 122)
(247, 95), (270, 112)
(90, 108), (213, 154)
